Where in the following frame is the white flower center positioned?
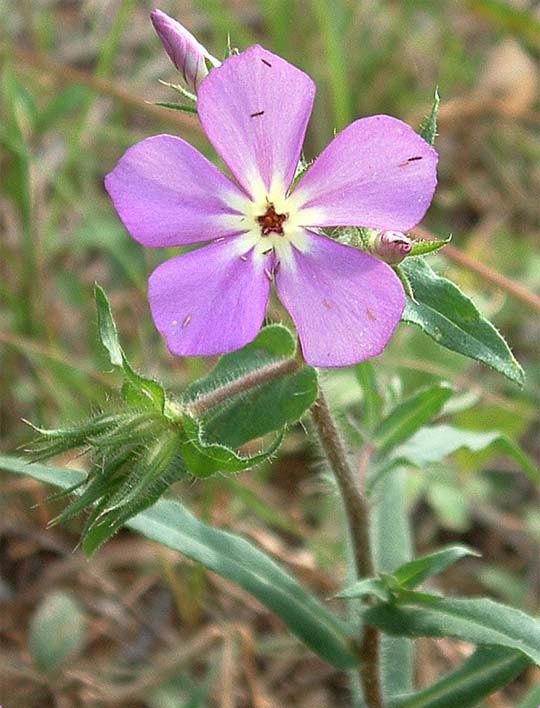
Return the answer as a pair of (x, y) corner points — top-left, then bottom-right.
(222, 182), (310, 267)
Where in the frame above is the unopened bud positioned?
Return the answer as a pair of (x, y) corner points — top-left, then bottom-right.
(372, 231), (413, 265)
(150, 9), (220, 92)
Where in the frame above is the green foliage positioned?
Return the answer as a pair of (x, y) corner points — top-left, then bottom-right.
(374, 383), (453, 454)
(365, 597), (540, 664)
(183, 325), (318, 448)
(394, 424), (538, 482)
(23, 294), (318, 552)
(419, 87), (440, 146)
(388, 646), (529, 708)
(95, 283), (165, 412)
(401, 258), (525, 386)
(391, 546), (479, 589)
(354, 361), (383, 433)
(179, 413), (282, 477)
(338, 545), (476, 600)
(409, 234), (451, 257)
(29, 591), (86, 672)
(371, 469), (415, 696)
(153, 101), (198, 114)
(0, 455), (358, 670)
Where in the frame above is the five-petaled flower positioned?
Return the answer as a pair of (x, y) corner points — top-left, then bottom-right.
(105, 45), (438, 367)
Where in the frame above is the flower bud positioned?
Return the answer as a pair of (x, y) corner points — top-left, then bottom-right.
(372, 230), (413, 265)
(150, 9), (220, 92)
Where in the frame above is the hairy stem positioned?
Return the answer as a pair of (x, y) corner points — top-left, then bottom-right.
(186, 358), (300, 417)
(311, 390), (382, 708)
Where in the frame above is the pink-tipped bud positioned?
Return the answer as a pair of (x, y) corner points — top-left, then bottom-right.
(372, 231), (413, 265)
(150, 9), (220, 92)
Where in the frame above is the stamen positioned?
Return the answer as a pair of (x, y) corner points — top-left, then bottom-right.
(257, 203), (288, 236)
(182, 314), (192, 328)
(264, 268), (274, 282)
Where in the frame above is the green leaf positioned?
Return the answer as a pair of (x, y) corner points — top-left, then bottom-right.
(401, 258), (524, 386)
(153, 101), (198, 114)
(394, 425), (539, 483)
(392, 546), (479, 590)
(354, 361), (383, 432)
(372, 468), (415, 695)
(29, 591), (86, 672)
(184, 325), (318, 448)
(419, 87), (440, 146)
(389, 645), (529, 708)
(336, 577), (391, 602)
(95, 283), (165, 412)
(95, 282), (123, 366)
(180, 414), (282, 477)
(374, 384), (453, 454)
(410, 233), (451, 257)
(365, 597), (540, 665)
(1, 455), (357, 669)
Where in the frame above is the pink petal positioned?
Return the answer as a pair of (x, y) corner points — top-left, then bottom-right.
(197, 45), (315, 197)
(148, 237), (272, 357)
(105, 134), (245, 247)
(294, 115), (438, 231)
(275, 233), (405, 367)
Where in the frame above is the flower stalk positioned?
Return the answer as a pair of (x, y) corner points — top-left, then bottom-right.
(310, 390), (382, 708)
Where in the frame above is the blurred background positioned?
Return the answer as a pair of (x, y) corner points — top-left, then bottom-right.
(1, 1), (540, 706)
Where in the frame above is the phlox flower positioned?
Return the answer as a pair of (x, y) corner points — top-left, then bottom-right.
(105, 45), (437, 367)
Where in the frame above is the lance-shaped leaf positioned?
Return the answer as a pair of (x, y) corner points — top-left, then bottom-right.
(183, 325), (318, 448)
(95, 283), (165, 412)
(374, 383), (453, 454)
(180, 414), (282, 477)
(392, 546), (480, 589)
(365, 597), (540, 664)
(338, 546), (478, 600)
(0, 455), (358, 669)
(409, 233), (451, 257)
(354, 361), (383, 432)
(394, 424), (539, 483)
(401, 258), (524, 386)
(153, 100), (198, 114)
(419, 87), (440, 146)
(389, 645), (530, 708)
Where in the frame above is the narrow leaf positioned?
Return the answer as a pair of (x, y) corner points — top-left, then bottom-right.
(0, 455), (357, 669)
(410, 233), (451, 257)
(395, 424), (539, 483)
(153, 100), (198, 113)
(374, 384), (453, 454)
(372, 468), (415, 695)
(419, 87), (440, 146)
(336, 577), (390, 602)
(95, 282), (123, 366)
(365, 597), (540, 665)
(401, 258), (524, 386)
(354, 361), (383, 432)
(389, 645), (529, 708)
(95, 283), (165, 411)
(392, 546), (480, 590)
